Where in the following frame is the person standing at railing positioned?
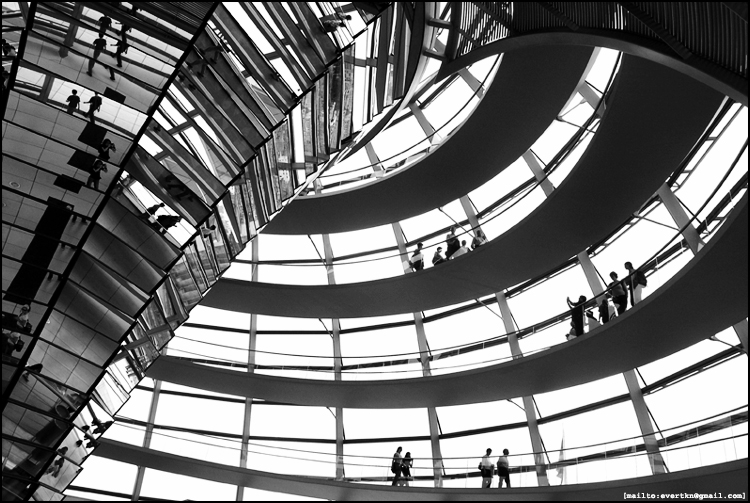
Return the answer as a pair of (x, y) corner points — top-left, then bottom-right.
(400, 451), (413, 486)
(409, 242), (424, 271)
(609, 272), (628, 315)
(452, 240), (470, 258)
(496, 448), (511, 488)
(432, 247), (447, 266)
(599, 294), (614, 324)
(624, 261), (648, 307)
(471, 229), (488, 250)
(391, 446), (403, 486)
(566, 295), (587, 337)
(480, 448), (494, 488)
(445, 226), (460, 258)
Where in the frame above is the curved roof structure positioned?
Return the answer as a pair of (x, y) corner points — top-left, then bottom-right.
(150, 195), (748, 407)
(201, 55), (724, 318)
(264, 45), (594, 235)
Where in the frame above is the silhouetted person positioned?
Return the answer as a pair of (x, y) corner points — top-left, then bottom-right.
(87, 159), (107, 190)
(480, 448), (494, 488)
(624, 261), (647, 307)
(2, 39), (16, 57)
(201, 224), (217, 238)
(609, 272), (628, 315)
(165, 174), (195, 201)
(409, 242), (424, 271)
(84, 92), (102, 122)
(65, 89), (80, 114)
(452, 240), (469, 258)
(45, 447), (68, 477)
(445, 226), (460, 258)
(391, 446), (403, 486)
(432, 246), (446, 266)
(97, 138), (116, 162)
(98, 15), (112, 36)
(497, 448), (510, 488)
(565, 321), (577, 341)
(322, 19), (345, 32)
(472, 229), (488, 250)
(156, 214), (181, 231)
(16, 304), (31, 330)
(110, 39), (128, 67)
(141, 202), (165, 219)
(599, 295), (612, 324)
(400, 451), (413, 486)
(120, 23), (131, 42)
(1, 67), (9, 91)
(87, 35), (108, 75)
(566, 295), (587, 336)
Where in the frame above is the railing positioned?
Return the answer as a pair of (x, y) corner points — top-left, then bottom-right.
(80, 407), (749, 489)
(450, 2), (747, 82)
(162, 155), (748, 379)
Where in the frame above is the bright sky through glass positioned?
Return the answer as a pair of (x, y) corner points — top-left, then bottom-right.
(67, 33), (749, 499)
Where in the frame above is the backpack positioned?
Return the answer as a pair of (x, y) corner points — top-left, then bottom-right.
(638, 270), (648, 286)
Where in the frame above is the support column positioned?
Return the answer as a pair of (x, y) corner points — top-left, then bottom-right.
(409, 102), (442, 144)
(132, 349), (166, 500)
(577, 251), (606, 294)
(522, 151), (555, 197)
(657, 184), (705, 253)
(495, 292), (549, 486)
(392, 222), (413, 273)
(332, 318), (345, 481)
(577, 81), (604, 117)
(577, 250), (667, 475)
(414, 315), (445, 486)
(458, 68), (485, 99)
(236, 237), (259, 500)
(459, 195), (480, 230)
(321, 232), (345, 480)
(58, 3), (83, 58)
(393, 223), (444, 486)
(623, 371), (668, 474)
(364, 143), (385, 177)
(658, 184), (748, 356)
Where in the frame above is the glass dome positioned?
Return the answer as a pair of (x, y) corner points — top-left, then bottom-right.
(1, 2), (747, 501)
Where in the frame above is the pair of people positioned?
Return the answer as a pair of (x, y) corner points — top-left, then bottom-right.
(609, 261), (648, 314)
(391, 446), (413, 486)
(480, 448), (511, 488)
(446, 227), (475, 258)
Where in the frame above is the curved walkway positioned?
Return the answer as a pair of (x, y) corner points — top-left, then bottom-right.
(149, 194), (747, 408)
(201, 55), (724, 318)
(263, 45), (594, 235)
(437, 29), (747, 106)
(94, 439), (748, 500)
